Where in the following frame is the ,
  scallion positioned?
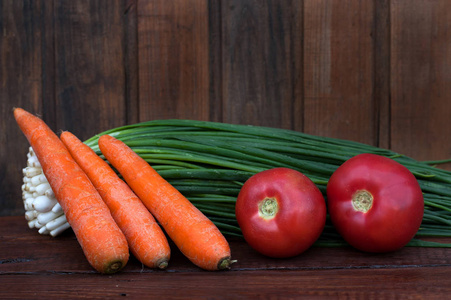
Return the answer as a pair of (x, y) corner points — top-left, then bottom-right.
(21, 147), (70, 236)
(24, 119), (451, 248)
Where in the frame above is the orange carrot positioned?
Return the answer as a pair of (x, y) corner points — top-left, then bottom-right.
(14, 108), (129, 274)
(98, 134), (233, 271)
(60, 131), (171, 269)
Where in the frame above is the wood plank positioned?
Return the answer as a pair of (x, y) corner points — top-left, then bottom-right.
(1, 216), (451, 299)
(303, 0), (376, 145)
(0, 0), (45, 216)
(390, 0), (451, 166)
(221, 0), (302, 129)
(137, 0), (210, 121)
(124, 0), (140, 125)
(208, 0), (224, 122)
(53, 0), (127, 141)
(41, 0), (57, 131)
(1, 267), (451, 299)
(374, 0), (391, 150)
(2, 217), (450, 273)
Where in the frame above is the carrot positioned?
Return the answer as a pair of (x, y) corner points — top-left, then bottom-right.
(13, 108), (129, 274)
(98, 134), (234, 271)
(60, 131), (171, 269)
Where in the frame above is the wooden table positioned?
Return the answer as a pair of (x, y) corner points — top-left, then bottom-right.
(1, 216), (450, 299)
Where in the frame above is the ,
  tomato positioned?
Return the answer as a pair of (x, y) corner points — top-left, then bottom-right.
(326, 153), (424, 253)
(235, 168), (326, 258)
